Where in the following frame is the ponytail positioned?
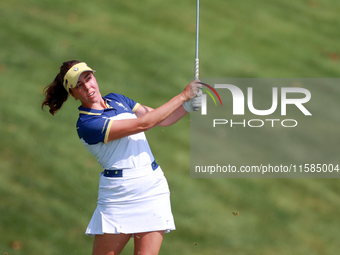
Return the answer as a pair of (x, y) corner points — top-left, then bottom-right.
(41, 60), (80, 115)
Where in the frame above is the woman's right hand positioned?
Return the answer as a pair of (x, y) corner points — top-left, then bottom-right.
(182, 79), (202, 101)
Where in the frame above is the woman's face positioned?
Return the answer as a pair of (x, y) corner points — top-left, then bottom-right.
(70, 71), (102, 108)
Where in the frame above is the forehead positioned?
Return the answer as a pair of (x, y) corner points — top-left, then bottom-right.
(79, 71), (93, 80)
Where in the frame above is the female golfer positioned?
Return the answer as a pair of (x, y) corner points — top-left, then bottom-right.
(42, 60), (201, 255)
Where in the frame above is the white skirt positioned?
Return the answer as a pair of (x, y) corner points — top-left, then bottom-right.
(85, 165), (176, 236)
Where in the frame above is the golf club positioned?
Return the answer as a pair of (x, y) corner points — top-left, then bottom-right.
(193, 0), (200, 111)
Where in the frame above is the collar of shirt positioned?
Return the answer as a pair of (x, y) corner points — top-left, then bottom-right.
(78, 98), (114, 115)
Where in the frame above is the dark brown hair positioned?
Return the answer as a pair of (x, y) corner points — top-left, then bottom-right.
(41, 60), (81, 115)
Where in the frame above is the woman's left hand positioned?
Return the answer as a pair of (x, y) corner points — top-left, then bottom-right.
(182, 79), (202, 101)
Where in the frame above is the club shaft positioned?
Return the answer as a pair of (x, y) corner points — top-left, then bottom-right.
(195, 0), (199, 80)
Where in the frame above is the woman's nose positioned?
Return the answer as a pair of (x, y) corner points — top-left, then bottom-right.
(84, 82), (91, 91)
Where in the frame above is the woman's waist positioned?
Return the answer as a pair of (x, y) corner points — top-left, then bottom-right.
(102, 160), (159, 178)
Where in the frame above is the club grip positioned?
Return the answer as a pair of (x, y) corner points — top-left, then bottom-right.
(193, 58), (199, 111)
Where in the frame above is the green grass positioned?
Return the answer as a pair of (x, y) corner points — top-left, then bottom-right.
(1, 0), (340, 254)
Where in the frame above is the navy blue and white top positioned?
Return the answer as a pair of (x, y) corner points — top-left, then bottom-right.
(76, 93), (155, 170)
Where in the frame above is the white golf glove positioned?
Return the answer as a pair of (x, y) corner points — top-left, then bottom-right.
(183, 90), (202, 112)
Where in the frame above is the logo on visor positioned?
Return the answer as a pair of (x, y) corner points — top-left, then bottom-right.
(74, 67), (79, 71)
